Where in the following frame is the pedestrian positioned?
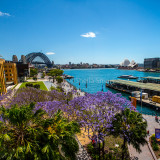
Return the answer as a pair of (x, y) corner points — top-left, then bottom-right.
(155, 115), (158, 122)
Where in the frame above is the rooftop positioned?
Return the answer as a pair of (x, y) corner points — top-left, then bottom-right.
(141, 77), (160, 80)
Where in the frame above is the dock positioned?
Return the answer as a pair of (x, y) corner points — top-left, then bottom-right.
(129, 96), (160, 111)
(106, 79), (160, 110)
(106, 80), (160, 96)
(141, 76), (160, 84)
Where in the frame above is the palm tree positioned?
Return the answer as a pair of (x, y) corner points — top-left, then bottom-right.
(40, 109), (80, 160)
(0, 103), (44, 159)
(110, 108), (147, 160)
(0, 104), (80, 160)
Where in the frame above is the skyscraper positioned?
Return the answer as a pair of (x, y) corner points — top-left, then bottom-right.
(12, 55), (18, 62)
(21, 55), (27, 64)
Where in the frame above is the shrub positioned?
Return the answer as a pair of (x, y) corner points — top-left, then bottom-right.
(56, 76), (63, 83)
(56, 86), (64, 92)
(153, 143), (159, 151)
(50, 86), (64, 92)
(25, 83), (33, 87)
(151, 134), (159, 151)
(50, 86), (56, 91)
(34, 84), (40, 89)
(33, 77), (37, 81)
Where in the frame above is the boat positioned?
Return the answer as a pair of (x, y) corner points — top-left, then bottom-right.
(63, 74), (74, 79)
(117, 75), (138, 79)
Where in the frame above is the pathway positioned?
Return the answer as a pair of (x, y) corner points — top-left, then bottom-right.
(75, 136), (92, 160)
(128, 114), (160, 160)
(61, 80), (85, 97)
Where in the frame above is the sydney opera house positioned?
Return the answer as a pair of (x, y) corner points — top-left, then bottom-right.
(118, 59), (138, 69)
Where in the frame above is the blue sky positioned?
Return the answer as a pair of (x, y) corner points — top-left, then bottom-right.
(0, 0), (160, 64)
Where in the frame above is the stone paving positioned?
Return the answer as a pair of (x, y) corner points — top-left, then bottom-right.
(75, 136), (92, 160)
(128, 143), (154, 160)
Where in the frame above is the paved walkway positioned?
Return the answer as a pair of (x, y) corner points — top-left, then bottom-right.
(75, 136), (92, 160)
(128, 114), (160, 160)
(128, 143), (154, 160)
(61, 80), (85, 97)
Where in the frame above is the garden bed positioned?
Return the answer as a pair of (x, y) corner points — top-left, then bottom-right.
(19, 81), (48, 91)
(149, 134), (160, 159)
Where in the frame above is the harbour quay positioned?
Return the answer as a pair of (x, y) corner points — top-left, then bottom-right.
(106, 80), (160, 109)
(140, 76), (160, 84)
(106, 80), (160, 97)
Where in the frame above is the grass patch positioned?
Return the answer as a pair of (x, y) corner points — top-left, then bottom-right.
(19, 81), (48, 91)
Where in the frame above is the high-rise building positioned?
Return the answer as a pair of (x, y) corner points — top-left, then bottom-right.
(69, 62), (71, 65)
(0, 58), (6, 94)
(12, 55), (18, 62)
(144, 58), (160, 69)
(21, 55), (27, 64)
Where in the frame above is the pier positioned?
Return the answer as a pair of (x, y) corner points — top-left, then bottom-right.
(141, 76), (160, 84)
(106, 79), (160, 110)
(106, 80), (160, 96)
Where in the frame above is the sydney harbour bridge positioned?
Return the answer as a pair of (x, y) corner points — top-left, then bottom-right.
(20, 52), (53, 68)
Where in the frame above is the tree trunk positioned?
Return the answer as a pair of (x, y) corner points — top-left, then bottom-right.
(98, 131), (101, 160)
(122, 137), (126, 160)
(102, 140), (105, 160)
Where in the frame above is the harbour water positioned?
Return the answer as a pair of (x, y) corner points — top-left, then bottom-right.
(64, 68), (160, 115)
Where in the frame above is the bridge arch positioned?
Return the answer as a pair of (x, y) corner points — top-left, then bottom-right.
(25, 52), (52, 68)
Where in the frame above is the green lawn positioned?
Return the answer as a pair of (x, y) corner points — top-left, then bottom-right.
(19, 81), (48, 91)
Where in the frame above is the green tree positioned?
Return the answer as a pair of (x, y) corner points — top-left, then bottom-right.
(41, 72), (45, 78)
(40, 110), (80, 160)
(0, 104), (80, 160)
(56, 76), (63, 84)
(30, 68), (38, 77)
(49, 69), (64, 82)
(0, 103), (44, 159)
(110, 108), (147, 160)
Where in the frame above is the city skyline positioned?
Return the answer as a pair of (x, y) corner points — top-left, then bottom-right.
(1, 0), (160, 64)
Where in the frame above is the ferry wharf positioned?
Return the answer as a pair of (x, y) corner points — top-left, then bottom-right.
(106, 80), (160, 110)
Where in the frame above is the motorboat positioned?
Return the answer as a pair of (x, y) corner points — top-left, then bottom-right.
(118, 75), (138, 79)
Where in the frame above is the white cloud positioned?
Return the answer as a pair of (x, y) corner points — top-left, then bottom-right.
(46, 52), (55, 55)
(81, 32), (96, 38)
(0, 11), (10, 17)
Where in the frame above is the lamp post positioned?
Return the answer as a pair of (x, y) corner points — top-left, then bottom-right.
(140, 89), (143, 113)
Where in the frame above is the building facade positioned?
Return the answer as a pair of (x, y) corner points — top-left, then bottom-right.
(4, 61), (18, 85)
(0, 58), (6, 94)
(12, 55), (18, 62)
(21, 55), (27, 64)
(144, 58), (160, 69)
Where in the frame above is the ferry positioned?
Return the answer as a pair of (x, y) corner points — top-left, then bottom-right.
(117, 75), (138, 79)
